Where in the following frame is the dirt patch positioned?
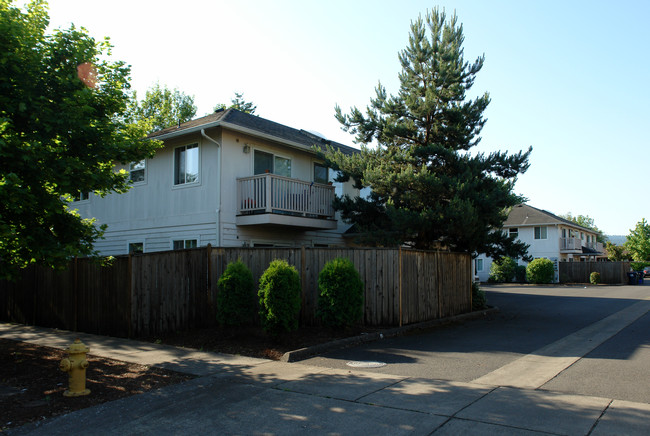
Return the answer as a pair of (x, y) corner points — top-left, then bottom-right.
(1, 324), (379, 431)
(0, 338), (193, 432)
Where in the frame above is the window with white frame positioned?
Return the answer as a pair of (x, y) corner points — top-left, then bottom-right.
(128, 242), (143, 254)
(475, 258), (483, 272)
(253, 150), (291, 177)
(534, 226), (548, 240)
(174, 144), (199, 185)
(129, 160), (146, 183)
(173, 239), (197, 250)
(509, 228), (518, 238)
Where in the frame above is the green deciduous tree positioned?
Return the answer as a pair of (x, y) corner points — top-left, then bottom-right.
(625, 219), (650, 261)
(214, 92), (257, 115)
(126, 83), (196, 133)
(605, 241), (629, 261)
(321, 8), (531, 260)
(0, 0), (160, 279)
(559, 212), (606, 243)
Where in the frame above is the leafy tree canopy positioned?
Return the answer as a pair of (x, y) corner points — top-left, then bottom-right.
(625, 218), (650, 261)
(559, 212), (607, 243)
(321, 8), (531, 259)
(0, 0), (160, 279)
(126, 83), (196, 133)
(214, 92), (257, 115)
(605, 241), (630, 261)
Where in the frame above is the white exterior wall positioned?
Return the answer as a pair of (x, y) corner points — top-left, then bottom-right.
(476, 224), (562, 282)
(74, 127), (358, 256)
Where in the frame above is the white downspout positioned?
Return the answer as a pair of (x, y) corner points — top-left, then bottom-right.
(201, 129), (222, 247)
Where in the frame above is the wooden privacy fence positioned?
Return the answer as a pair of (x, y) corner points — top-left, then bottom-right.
(559, 261), (630, 284)
(0, 247), (471, 338)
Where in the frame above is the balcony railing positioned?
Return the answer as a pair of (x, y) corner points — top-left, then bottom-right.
(560, 237), (582, 250)
(560, 238), (604, 253)
(237, 173), (335, 219)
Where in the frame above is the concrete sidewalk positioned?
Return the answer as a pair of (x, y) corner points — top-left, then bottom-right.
(2, 323), (649, 435)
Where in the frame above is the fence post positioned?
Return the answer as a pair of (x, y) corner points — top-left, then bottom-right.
(301, 246), (307, 322)
(398, 246), (402, 327)
(127, 253), (133, 338)
(73, 256), (78, 332)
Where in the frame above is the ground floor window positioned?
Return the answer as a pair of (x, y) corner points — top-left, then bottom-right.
(173, 239), (197, 250)
(128, 242), (143, 254)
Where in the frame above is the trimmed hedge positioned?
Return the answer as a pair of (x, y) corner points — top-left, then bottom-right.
(216, 260), (257, 327)
(258, 259), (301, 335)
(317, 258), (364, 328)
(590, 271), (601, 285)
(526, 258), (555, 284)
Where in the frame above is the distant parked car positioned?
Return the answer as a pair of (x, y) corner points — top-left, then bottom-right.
(644, 266), (650, 278)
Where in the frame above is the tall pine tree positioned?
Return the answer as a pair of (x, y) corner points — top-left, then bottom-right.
(323, 8), (531, 259)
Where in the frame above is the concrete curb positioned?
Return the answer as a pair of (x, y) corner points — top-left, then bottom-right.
(281, 306), (500, 362)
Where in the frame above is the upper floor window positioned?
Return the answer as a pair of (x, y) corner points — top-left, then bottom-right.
(314, 162), (328, 184)
(562, 228), (567, 238)
(129, 160), (146, 183)
(174, 144), (199, 185)
(534, 226), (547, 240)
(475, 258), (484, 272)
(580, 232), (585, 240)
(254, 150), (291, 177)
(509, 228), (518, 238)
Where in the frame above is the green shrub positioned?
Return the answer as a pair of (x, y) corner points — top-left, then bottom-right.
(526, 258), (555, 284)
(216, 260), (256, 327)
(317, 258), (364, 328)
(258, 259), (301, 335)
(489, 257), (517, 283)
(472, 282), (487, 310)
(590, 271), (601, 285)
(515, 265), (527, 283)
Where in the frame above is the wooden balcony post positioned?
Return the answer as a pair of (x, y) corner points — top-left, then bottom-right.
(265, 173), (272, 213)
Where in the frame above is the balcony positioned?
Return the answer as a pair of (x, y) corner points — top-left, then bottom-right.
(236, 173), (337, 230)
(560, 237), (582, 251)
(560, 238), (605, 254)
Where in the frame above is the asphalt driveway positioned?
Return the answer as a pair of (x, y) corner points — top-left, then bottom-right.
(300, 283), (650, 403)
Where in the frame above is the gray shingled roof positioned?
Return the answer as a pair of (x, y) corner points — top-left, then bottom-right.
(504, 204), (599, 233)
(148, 108), (358, 155)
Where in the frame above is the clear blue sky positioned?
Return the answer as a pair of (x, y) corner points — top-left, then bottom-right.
(44, 0), (649, 236)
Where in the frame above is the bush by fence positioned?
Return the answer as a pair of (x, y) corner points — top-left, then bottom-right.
(0, 246), (471, 337)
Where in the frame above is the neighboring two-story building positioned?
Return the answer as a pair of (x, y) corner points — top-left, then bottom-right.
(71, 108), (360, 255)
(475, 204), (605, 282)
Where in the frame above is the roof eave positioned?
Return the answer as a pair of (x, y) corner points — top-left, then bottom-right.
(219, 121), (320, 153)
(152, 120), (323, 155)
(150, 120), (223, 141)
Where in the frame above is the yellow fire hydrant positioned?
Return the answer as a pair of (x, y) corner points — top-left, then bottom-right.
(59, 339), (91, 397)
